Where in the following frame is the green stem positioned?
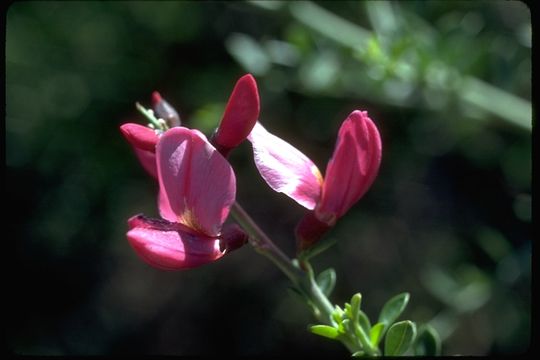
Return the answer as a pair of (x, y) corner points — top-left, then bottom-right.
(230, 202), (368, 354)
(301, 259), (337, 326)
(230, 202), (304, 285)
(231, 202), (333, 318)
(135, 102), (168, 131)
(354, 323), (379, 356)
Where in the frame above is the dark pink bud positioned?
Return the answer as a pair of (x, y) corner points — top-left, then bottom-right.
(213, 74), (260, 155)
(152, 91), (181, 127)
(151, 91), (162, 106)
(316, 111), (382, 222)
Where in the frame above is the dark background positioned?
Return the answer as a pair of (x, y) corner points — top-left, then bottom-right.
(6, 1), (531, 355)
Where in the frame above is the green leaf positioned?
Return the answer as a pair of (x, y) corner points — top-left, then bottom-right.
(332, 305), (344, 324)
(351, 293), (362, 312)
(342, 318), (351, 333)
(310, 325), (339, 340)
(298, 235), (337, 260)
(344, 302), (352, 319)
(378, 292), (410, 328)
(370, 322), (385, 347)
(337, 320), (346, 334)
(358, 310), (372, 335)
(350, 293), (362, 324)
(414, 324), (441, 356)
(384, 321), (417, 356)
(316, 268), (337, 297)
(351, 351), (365, 357)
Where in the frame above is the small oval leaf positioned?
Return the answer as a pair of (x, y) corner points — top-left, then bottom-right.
(332, 305), (344, 324)
(344, 303), (352, 319)
(358, 310), (372, 334)
(370, 322), (385, 347)
(310, 325), (339, 340)
(378, 292), (410, 327)
(351, 293), (362, 324)
(316, 268), (337, 297)
(384, 320), (417, 356)
(342, 318), (351, 334)
(351, 293), (362, 312)
(414, 324), (441, 356)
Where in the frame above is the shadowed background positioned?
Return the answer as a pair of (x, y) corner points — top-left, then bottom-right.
(6, 1), (531, 355)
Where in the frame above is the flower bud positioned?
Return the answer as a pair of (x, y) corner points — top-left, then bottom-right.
(152, 91), (181, 128)
(213, 74), (260, 156)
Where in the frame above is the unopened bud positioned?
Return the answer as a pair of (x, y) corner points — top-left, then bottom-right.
(213, 74), (259, 156)
(152, 91), (181, 127)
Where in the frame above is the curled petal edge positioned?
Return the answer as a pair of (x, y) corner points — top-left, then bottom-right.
(127, 214), (225, 271)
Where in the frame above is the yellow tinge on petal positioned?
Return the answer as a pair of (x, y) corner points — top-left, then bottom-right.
(311, 164), (324, 186)
(179, 206), (206, 236)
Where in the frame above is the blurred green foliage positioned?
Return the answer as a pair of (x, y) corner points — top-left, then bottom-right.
(6, 1), (530, 355)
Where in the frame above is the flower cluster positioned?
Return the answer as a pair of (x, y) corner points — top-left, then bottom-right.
(120, 74), (381, 270)
(248, 111), (382, 250)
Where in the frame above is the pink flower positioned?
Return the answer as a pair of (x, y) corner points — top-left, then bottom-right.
(120, 74), (259, 176)
(248, 110), (382, 250)
(212, 74), (260, 156)
(127, 127), (246, 270)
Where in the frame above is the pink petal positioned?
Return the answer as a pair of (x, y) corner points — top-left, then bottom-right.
(120, 123), (159, 178)
(248, 122), (322, 210)
(214, 74), (260, 150)
(316, 111), (382, 224)
(157, 127), (236, 237)
(127, 214), (224, 270)
(120, 123), (159, 152)
(133, 147), (158, 178)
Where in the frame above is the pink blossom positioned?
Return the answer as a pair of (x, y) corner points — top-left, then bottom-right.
(120, 74), (259, 177)
(127, 127), (245, 270)
(248, 110), (382, 249)
(316, 111), (382, 225)
(213, 74), (260, 156)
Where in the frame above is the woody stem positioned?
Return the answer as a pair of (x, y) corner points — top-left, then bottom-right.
(231, 202), (304, 284)
(230, 202), (335, 326)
